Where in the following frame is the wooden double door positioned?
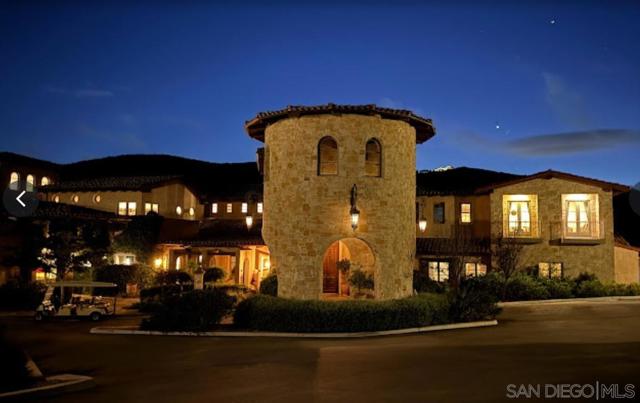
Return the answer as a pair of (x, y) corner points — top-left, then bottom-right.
(322, 242), (339, 293)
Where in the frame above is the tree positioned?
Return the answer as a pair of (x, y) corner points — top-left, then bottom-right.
(112, 214), (163, 265)
(493, 236), (524, 300)
(40, 217), (111, 279)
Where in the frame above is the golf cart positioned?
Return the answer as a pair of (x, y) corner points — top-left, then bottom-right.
(34, 281), (118, 321)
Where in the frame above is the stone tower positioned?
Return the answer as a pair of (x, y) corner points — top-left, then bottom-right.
(245, 104), (435, 300)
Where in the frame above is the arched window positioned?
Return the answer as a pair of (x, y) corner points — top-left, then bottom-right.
(41, 177), (50, 186)
(317, 136), (338, 176)
(365, 138), (382, 177)
(26, 174), (35, 192)
(9, 172), (20, 190)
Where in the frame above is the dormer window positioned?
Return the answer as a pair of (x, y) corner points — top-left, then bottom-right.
(317, 136), (338, 176)
(9, 172), (19, 190)
(365, 138), (382, 177)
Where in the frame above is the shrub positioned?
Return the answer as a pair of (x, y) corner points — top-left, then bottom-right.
(413, 269), (446, 294)
(139, 284), (192, 301)
(259, 275), (277, 296)
(448, 277), (501, 322)
(537, 277), (574, 299)
(94, 264), (154, 296)
(574, 279), (608, 298)
(140, 288), (236, 332)
(349, 270), (374, 295)
(504, 273), (550, 301)
(154, 270), (193, 286)
(0, 280), (47, 311)
(203, 267), (225, 284)
(234, 294), (451, 333)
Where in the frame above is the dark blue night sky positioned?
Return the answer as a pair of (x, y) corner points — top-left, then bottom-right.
(1, 1), (639, 184)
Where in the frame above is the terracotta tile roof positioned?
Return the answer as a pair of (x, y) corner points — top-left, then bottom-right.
(162, 219), (264, 247)
(41, 175), (182, 192)
(32, 201), (116, 220)
(475, 170), (630, 194)
(416, 237), (491, 255)
(417, 167), (523, 196)
(245, 103), (436, 143)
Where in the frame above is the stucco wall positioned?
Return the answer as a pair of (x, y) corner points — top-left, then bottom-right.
(48, 182), (202, 220)
(489, 178), (615, 280)
(263, 114), (417, 299)
(614, 246), (640, 284)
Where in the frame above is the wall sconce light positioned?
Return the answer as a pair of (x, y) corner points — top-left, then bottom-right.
(350, 184), (360, 231)
(418, 217), (427, 232)
(245, 215), (254, 230)
(154, 257), (163, 269)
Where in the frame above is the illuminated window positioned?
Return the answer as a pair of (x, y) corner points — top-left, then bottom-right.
(118, 202), (137, 216)
(562, 194), (598, 238)
(145, 203), (159, 214)
(241, 203), (248, 213)
(508, 201), (531, 236)
(317, 136), (338, 175)
(503, 195), (538, 237)
(9, 172), (19, 190)
(41, 177), (50, 186)
(428, 261), (449, 282)
(257, 202), (263, 214)
(175, 256), (183, 270)
(114, 253), (136, 266)
(176, 206), (183, 216)
(465, 262), (487, 277)
(189, 207), (195, 217)
(460, 203), (471, 223)
(211, 203), (218, 214)
(53, 195), (60, 203)
(226, 203), (233, 213)
(26, 174), (35, 192)
(72, 194), (79, 203)
(365, 138), (382, 177)
(94, 194), (101, 204)
(434, 203), (445, 224)
(539, 262), (563, 279)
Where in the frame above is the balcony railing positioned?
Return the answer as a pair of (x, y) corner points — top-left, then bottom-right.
(549, 219), (605, 244)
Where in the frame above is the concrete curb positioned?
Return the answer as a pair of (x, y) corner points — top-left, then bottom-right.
(500, 296), (640, 307)
(90, 320), (498, 338)
(0, 374), (95, 400)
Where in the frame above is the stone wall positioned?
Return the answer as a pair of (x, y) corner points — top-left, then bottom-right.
(614, 245), (640, 284)
(263, 114), (417, 299)
(489, 178), (615, 280)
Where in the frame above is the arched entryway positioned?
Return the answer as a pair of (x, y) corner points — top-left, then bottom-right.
(322, 238), (375, 297)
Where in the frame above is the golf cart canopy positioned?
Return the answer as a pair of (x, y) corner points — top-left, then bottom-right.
(50, 281), (117, 288)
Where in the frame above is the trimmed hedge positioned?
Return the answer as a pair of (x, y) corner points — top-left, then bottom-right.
(141, 289), (236, 332)
(473, 271), (640, 302)
(234, 293), (451, 332)
(448, 277), (502, 322)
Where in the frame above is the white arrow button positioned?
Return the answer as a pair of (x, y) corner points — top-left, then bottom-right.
(16, 190), (26, 207)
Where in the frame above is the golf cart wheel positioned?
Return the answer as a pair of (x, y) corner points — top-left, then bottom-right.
(34, 312), (43, 321)
(90, 312), (102, 321)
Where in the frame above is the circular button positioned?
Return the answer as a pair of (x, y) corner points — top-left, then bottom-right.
(2, 188), (39, 217)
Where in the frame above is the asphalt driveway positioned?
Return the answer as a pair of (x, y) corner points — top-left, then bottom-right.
(3, 299), (640, 402)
